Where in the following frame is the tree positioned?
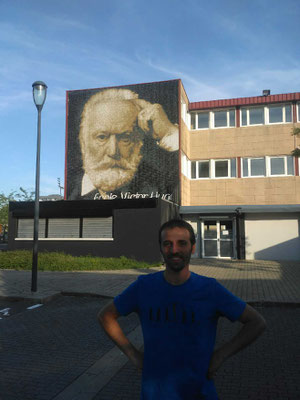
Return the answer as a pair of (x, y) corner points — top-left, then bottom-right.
(0, 187), (35, 228)
(291, 127), (300, 157)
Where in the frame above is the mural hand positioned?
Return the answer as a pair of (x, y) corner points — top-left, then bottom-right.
(136, 101), (179, 151)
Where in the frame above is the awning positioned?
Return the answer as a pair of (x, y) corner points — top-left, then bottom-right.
(180, 204), (300, 214)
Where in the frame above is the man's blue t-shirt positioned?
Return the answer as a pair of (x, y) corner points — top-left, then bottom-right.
(114, 271), (246, 400)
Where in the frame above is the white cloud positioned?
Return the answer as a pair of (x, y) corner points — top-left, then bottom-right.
(135, 53), (227, 100)
(43, 15), (96, 32)
(0, 22), (38, 49)
(223, 66), (300, 98)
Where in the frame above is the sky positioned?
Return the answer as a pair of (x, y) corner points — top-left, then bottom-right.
(1, 0), (300, 196)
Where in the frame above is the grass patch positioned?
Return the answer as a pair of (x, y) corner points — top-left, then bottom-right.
(0, 250), (161, 271)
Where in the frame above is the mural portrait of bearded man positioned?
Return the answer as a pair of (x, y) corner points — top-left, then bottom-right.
(77, 87), (179, 200)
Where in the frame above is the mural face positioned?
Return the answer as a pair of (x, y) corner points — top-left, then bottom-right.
(66, 80), (180, 202)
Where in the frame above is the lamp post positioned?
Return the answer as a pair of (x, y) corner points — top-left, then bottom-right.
(31, 81), (47, 292)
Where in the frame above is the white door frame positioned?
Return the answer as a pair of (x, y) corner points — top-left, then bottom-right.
(200, 218), (236, 259)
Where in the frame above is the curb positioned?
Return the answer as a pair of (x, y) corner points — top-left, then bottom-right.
(1, 292), (299, 306)
(61, 291), (114, 299)
(0, 292), (62, 304)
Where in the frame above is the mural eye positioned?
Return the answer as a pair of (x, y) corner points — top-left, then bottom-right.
(119, 134), (131, 144)
(96, 133), (109, 142)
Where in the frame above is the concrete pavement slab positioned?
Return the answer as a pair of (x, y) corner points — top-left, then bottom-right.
(0, 259), (299, 304)
(0, 267), (164, 302)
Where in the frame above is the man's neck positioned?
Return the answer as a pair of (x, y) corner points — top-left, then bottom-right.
(163, 266), (191, 286)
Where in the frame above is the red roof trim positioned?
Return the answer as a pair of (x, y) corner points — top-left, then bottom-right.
(189, 92), (300, 111)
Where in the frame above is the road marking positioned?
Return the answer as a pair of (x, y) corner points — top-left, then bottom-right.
(52, 325), (143, 400)
(27, 304), (43, 310)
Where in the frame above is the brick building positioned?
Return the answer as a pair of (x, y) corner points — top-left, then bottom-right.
(179, 83), (300, 260)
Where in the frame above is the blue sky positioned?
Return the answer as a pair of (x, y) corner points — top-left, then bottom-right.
(1, 0), (299, 196)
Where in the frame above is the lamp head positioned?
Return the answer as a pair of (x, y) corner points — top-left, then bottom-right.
(32, 81), (47, 110)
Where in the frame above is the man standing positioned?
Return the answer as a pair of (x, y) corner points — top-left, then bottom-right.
(78, 88), (179, 199)
(98, 219), (266, 399)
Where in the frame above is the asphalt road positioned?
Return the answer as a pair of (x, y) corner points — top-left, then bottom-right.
(0, 296), (299, 400)
(0, 295), (139, 400)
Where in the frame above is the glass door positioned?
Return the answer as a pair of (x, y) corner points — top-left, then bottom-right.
(201, 220), (234, 258)
(202, 220), (218, 257)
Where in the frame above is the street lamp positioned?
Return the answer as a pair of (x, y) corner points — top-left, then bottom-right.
(31, 81), (47, 292)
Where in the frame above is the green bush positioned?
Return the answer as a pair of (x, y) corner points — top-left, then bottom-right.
(0, 250), (161, 271)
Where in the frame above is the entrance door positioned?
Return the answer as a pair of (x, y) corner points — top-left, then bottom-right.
(201, 220), (234, 258)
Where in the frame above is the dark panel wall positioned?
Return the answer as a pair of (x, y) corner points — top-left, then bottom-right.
(160, 200), (180, 225)
(8, 199), (179, 263)
(114, 208), (162, 262)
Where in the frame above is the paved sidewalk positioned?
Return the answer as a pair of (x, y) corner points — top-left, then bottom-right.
(0, 259), (299, 303)
(1, 259), (300, 400)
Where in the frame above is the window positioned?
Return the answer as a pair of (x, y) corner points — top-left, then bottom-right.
(198, 161), (209, 178)
(191, 161), (197, 179)
(48, 218), (79, 238)
(190, 158), (236, 179)
(243, 158), (265, 177)
(250, 107), (264, 125)
(231, 158), (237, 177)
(215, 160), (229, 177)
(213, 110), (235, 128)
(181, 152), (189, 177)
(191, 113), (196, 130)
(191, 111), (209, 129)
(17, 219), (46, 238)
(241, 107), (265, 126)
(16, 217), (113, 240)
(242, 156), (294, 177)
(241, 104), (292, 126)
(82, 217), (113, 238)
(190, 109), (235, 129)
(181, 100), (188, 125)
(268, 104), (291, 124)
(268, 156), (294, 176)
(198, 112), (210, 128)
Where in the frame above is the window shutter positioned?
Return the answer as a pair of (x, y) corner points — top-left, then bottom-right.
(17, 219), (46, 238)
(48, 218), (80, 238)
(82, 217), (113, 238)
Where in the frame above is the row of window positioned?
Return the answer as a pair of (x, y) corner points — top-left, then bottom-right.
(191, 159), (237, 179)
(189, 103), (300, 130)
(191, 109), (235, 129)
(16, 217), (113, 239)
(182, 154), (296, 179)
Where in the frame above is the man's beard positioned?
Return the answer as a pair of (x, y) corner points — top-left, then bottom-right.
(164, 251), (193, 272)
(83, 151), (142, 192)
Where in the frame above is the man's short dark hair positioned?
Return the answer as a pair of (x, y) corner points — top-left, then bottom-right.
(159, 219), (196, 246)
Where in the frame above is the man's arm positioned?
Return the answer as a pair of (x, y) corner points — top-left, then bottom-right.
(97, 301), (143, 370)
(207, 304), (266, 379)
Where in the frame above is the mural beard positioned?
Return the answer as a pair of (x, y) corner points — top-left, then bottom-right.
(83, 145), (143, 193)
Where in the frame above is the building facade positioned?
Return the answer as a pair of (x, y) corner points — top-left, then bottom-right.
(8, 80), (300, 262)
(179, 83), (300, 260)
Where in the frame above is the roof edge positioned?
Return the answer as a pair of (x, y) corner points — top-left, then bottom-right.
(189, 92), (300, 110)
